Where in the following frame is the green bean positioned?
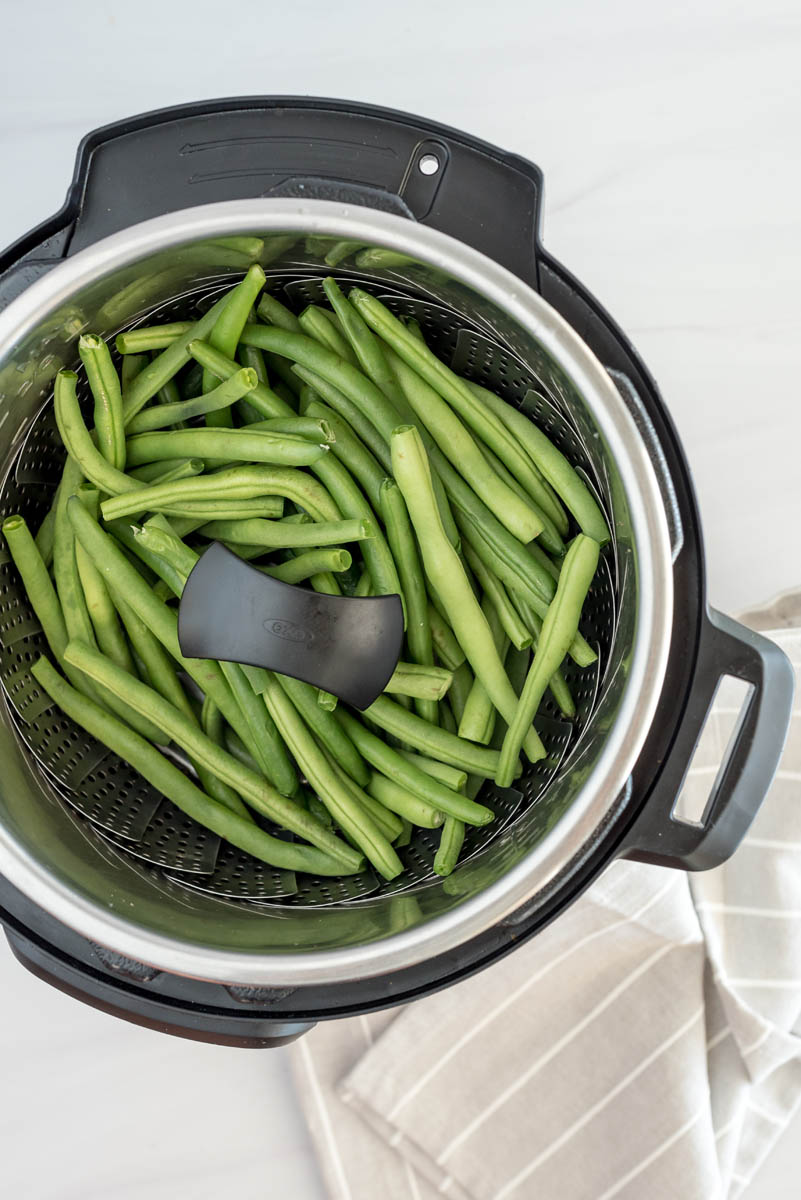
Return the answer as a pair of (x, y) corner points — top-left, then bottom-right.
(254, 671), (401, 879)
(129, 457), (205, 484)
(299, 306), (359, 366)
(303, 398), (386, 509)
(322, 278), (407, 408)
(271, 673), (369, 787)
(295, 368), (393, 475)
(367, 772), (444, 829)
(324, 756), (403, 841)
(120, 295), (231, 422)
(385, 662), (453, 702)
(201, 264), (266, 405)
(67, 499), (272, 770)
(116, 322), (194, 355)
(392, 425), (544, 762)
(455, 507), (595, 666)
(354, 248), (414, 270)
(257, 292), (302, 333)
(3, 514), (69, 659)
(125, 427), (328, 470)
(446, 662), (474, 726)
(323, 240), (362, 267)
(102, 464), (339, 524)
(352, 289), (569, 518)
(188, 339), (288, 419)
(462, 543), (532, 651)
(477, 438), (566, 554)
(210, 235), (265, 258)
(31, 657), (352, 875)
(386, 347), (545, 543)
(157, 498), (285, 522)
(238, 307), (270, 388)
(197, 515), (372, 549)
(354, 568), (372, 597)
(105, 517), (187, 598)
(459, 597), (509, 744)
(121, 352), (149, 391)
(126, 368), (258, 433)
(251, 415), (335, 443)
(439, 700), (458, 733)
(396, 750), (467, 792)
(337, 709), (494, 824)
(428, 603), (466, 670)
(364, 694), (513, 778)
(497, 534), (600, 786)
(63, 638), (358, 865)
(466, 381), (609, 544)
(395, 818), (413, 847)
(508, 594), (576, 719)
(263, 547), (351, 585)
(151, 578), (175, 603)
(73, 487), (135, 676)
(34, 502), (57, 569)
(78, 334), (126, 471)
(379, 477), (437, 720)
(266, 354), (302, 398)
(308, 571), (340, 595)
(54, 371), (142, 497)
(317, 688), (338, 710)
(434, 816), (465, 876)
(528, 538), (562, 582)
(306, 789), (334, 828)
(179, 362), (203, 400)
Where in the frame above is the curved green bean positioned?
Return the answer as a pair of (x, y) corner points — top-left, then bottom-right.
(434, 816), (465, 876)
(462, 542), (532, 651)
(445, 662), (474, 726)
(497, 534), (600, 786)
(78, 334), (126, 470)
(458, 596), (509, 745)
(126, 367), (258, 433)
(263, 547), (351, 585)
(197, 515), (372, 549)
(54, 371), (142, 497)
(295, 367), (393, 475)
(269, 673), (369, 787)
(392, 425), (544, 763)
(364, 694), (515, 778)
(31, 657), (354, 876)
(116, 322), (194, 355)
(125, 427), (328, 470)
(428, 603), (466, 670)
(323, 755), (403, 841)
(201, 264), (266, 406)
(337, 709), (494, 824)
(129, 457), (205, 484)
(74, 487), (136, 676)
(322, 277), (406, 410)
(257, 292), (302, 333)
(299, 306), (358, 365)
(188, 339), (289, 419)
(367, 772), (444, 829)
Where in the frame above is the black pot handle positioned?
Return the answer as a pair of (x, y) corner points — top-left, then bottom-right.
(622, 608), (794, 870)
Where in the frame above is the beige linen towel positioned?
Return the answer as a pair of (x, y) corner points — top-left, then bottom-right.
(291, 628), (801, 1200)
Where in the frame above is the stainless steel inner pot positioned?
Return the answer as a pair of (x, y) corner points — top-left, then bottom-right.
(0, 201), (673, 985)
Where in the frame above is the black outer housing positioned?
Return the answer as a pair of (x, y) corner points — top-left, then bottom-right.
(0, 98), (790, 1044)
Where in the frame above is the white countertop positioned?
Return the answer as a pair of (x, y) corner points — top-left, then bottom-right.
(1, 0), (799, 1195)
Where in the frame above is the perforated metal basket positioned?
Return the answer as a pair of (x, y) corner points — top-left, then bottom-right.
(0, 199), (727, 987)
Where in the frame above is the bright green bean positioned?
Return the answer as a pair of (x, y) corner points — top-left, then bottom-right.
(467, 380), (609, 543)
(188, 339), (288, 419)
(121, 352), (149, 390)
(303, 398), (386, 509)
(337, 709), (494, 825)
(322, 277), (406, 409)
(324, 756), (403, 842)
(125, 427), (328, 470)
(367, 772), (445, 829)
(428, 603), (466, 670)
(263, 547), (351, 585)
(31, 657), (352, 875)
(121, 294), (230, 422)
(63, 637), (358, 865)
(34, 502), (57, 569)
(392, 425), (544, 762)
(477, 437), (566, 550)
(323, 240), (362, 267)
(255, 671), (402, 879)
(446, 662), (474, 726)
(257, 292), (302, 333)
(385, 662), (453, 702)
(434, 816), (465, 876)
(73, 487), (136, 676)
(251, 415), (335, 443)
(126, 368), (258, 433)
(380, 477), (438, 720)
(54, 371), (143, 497)
(201, 264), (266, 404)
(439, 700), (458, 734)
(497, 534), (600, 786)
(386, 346), (544, 543)
(354, 568), (372, 597)
(364, 694), (514, 778)
(295, 367), (393, 475)
(266, 673), (369, 787)
(458, 596), (509, 745)
(396, 750), (467, 792)
(129, 457), (205, 484)
(462, 543), (532, 651)
(508, 593), (576, 719)
(299, 306), (359, 365)
(197, 515), (372, 549)
(78, 334), (126, 471)
(116, 322), (194, 355)
(158, 498), (285, 521)
(3, 514), (69, 658)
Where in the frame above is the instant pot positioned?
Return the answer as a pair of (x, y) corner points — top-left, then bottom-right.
(0, 97), (792, 1046)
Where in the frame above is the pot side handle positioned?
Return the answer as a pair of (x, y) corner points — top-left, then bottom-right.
(621, 608), (794, 870)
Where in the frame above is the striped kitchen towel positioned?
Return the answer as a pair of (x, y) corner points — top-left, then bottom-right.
(291, 627), (801, 1200)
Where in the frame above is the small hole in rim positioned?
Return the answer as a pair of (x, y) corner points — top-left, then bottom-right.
(418, 154), (440, 176)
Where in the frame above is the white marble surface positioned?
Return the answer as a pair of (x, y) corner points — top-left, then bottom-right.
(1, 0), (800, 1195)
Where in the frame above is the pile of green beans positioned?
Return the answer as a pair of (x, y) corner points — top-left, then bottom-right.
(4, 268), (603, 884)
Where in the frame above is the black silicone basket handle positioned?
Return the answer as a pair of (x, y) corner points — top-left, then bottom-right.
(622, 608), (794, 871)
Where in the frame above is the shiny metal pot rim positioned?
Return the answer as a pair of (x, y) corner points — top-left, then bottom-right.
(0, 201), (673, 985)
